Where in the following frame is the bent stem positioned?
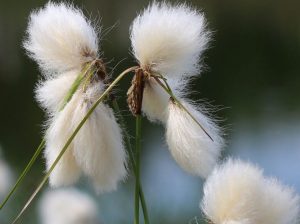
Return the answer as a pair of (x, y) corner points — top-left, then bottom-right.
(134, 114), (142, 224)
(111, 99), (149, 224)
(0, 139), (45, 209)
(11, 66), (138, 224)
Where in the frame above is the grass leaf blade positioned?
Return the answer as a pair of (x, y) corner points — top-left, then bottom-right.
(0, 139), (45, 210)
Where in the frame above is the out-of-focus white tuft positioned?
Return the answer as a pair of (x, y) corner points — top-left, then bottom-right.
(0, 151), (13, 197)
(24, 2), (99, 75)
(201, 159), (300, 224)
(258, 178), (300, 224)
(0, 161), (12, 196)
(130, 2), (210, 78)
(45, 92), (82, 187)
(39, 188), (99, 224)
(222, 221), (249, 224)
(201, 159), (265, 224)
(166, 99), (224, 178)
(72, 83), (127, 193)
(35, 69), (79, 114)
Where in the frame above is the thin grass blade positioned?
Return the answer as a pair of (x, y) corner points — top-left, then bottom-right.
(0, 139), (45, 209)
(134, 114), (142, 224)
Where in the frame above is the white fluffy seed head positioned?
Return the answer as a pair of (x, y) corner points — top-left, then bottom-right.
(130, 2), (210, 78)
(201, 159), (265, 224)
(72, 83), (128, 193)
(166, 99), (224, 178)
(35, 69), (79, 115)
(45, 91), (82, 187)
(258, 178), (300, 224)
(201, 159), (300, 224)
(45, 81), (127, 192)
(39, 188), (99, 224)
(24, 2), (99, 75)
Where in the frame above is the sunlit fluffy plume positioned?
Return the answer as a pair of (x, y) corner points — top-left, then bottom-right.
(35, 69), (79, 115)
(130, 2), (210, 78)
(45, 90), (82, 187)
(24, 2), (99, 76)
(72, 83), (128, 193)
(45, 83), (127, 192)
(201, 159), (300, 224)
(39, 188), (99, 224)
(259, 178), (300, 224)
(166, 99), (224, 178)
(131, 2), (212, 125)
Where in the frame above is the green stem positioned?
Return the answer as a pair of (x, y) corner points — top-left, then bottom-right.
(0, 139), (45, 209)
(111, 99), (149, 224)
(134, 114), (142, 224)
(11, 66), (137, 224)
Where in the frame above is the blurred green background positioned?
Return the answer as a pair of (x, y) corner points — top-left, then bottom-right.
(0, 0), (300, 223)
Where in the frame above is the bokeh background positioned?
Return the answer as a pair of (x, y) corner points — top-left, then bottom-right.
(0, 0), (300, 223)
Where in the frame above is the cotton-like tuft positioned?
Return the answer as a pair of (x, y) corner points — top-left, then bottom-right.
(201, 159), (300, 224)
(45, 82), (127, 192)
(45, 92), (82, 187)
(72, 83), (127, 193)
(201, 159), (265, 224)
(166, 99), (224, 178)
(258, 178), (300, 224)
(24, 2), (99, 75)
(39, 188), (99, 224)
(130, 2), (210, 78)
(35, 69), (79, 114)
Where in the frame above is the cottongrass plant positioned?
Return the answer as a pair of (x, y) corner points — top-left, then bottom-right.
(39, 188), (99, 224)
(201, 159), (300, 224)
(128, 2), (224, 222)
(130, 2), (224, 178)
(1, 1), (299, 224)
(1, 2), (147, 223)
(24, 2), (127, 192)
